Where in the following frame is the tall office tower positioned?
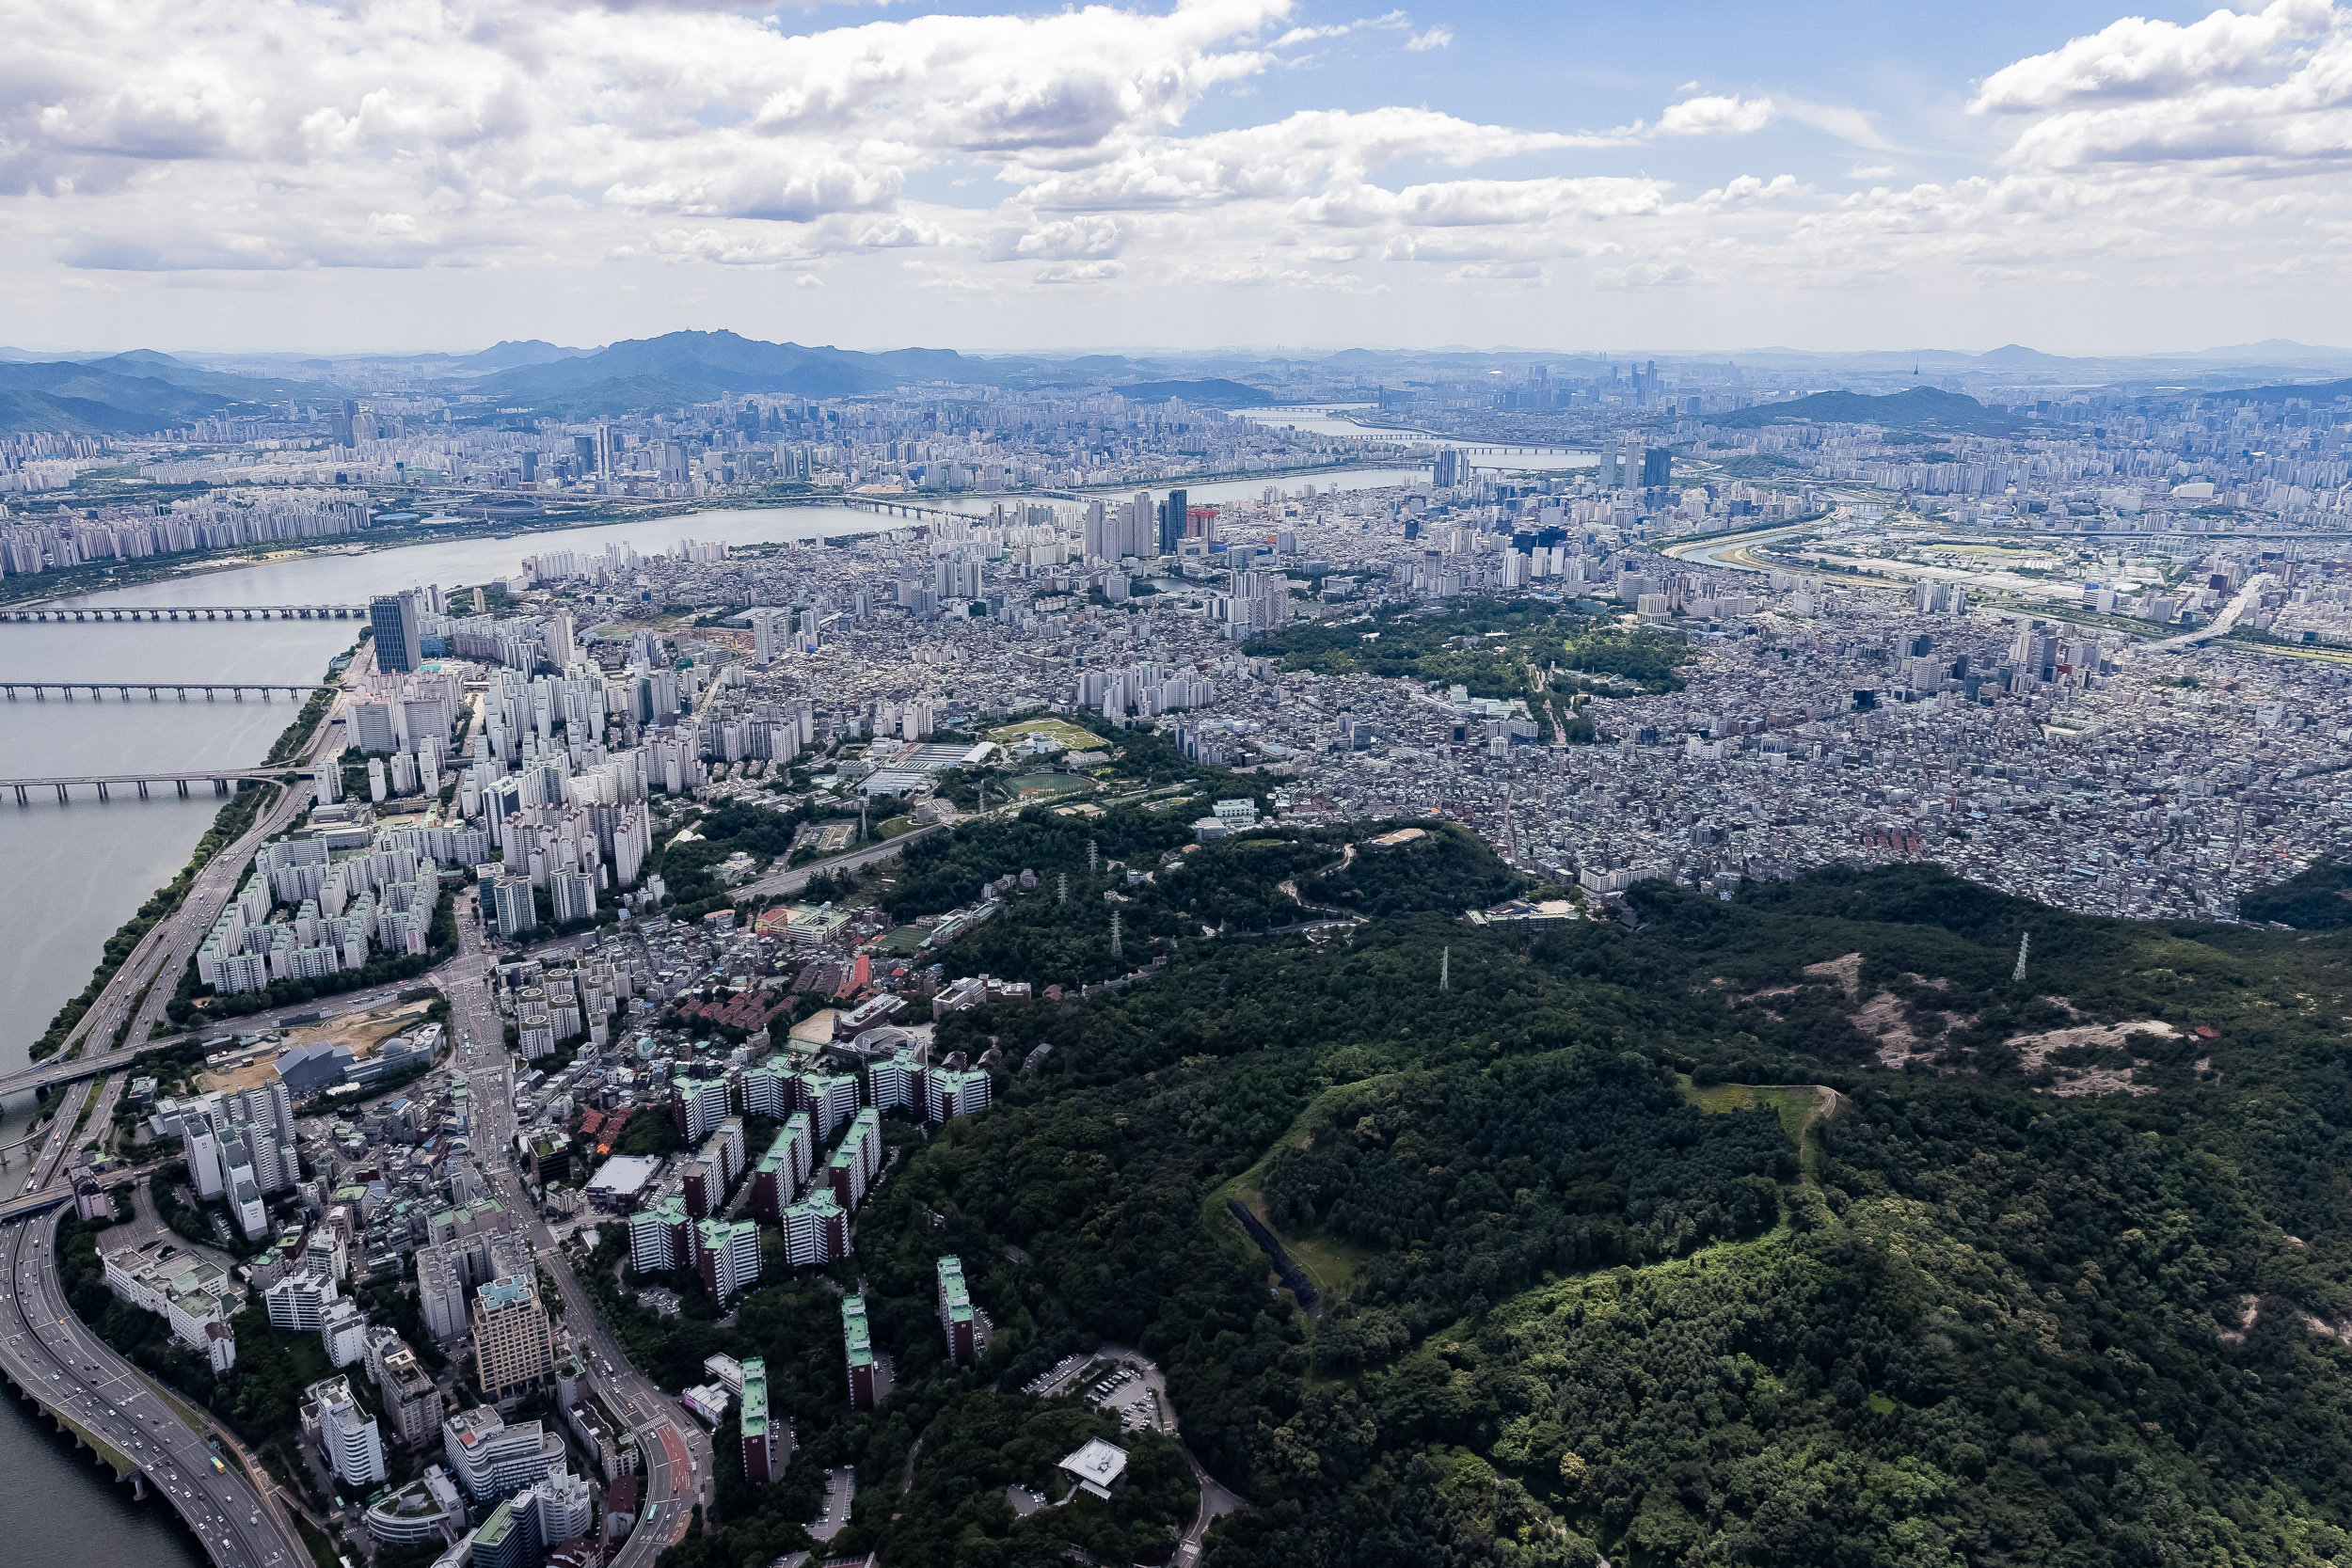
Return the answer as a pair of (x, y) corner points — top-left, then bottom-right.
(594, 423), (616, 477)
(333, 400), (358, 449)
(1641, 448), (1673, 489)
(1158, 487), (1187, 555)
(472, 1273), (555, 1399)
(371, 591), (422, 673)
(1432, 448), (1462, 488)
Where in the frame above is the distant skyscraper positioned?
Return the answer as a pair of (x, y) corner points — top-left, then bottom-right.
(1159, 487), (1187, 555)
(1432, 448), (1462, 488)
(1641, 448), (1673, 488)
(332, 400), (357, 449)
(371, 591), (421, 673)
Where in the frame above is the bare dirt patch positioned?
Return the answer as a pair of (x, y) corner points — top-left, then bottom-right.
(1854, 992), (1922, 1067)
(2008, 1019), (2178, 1097)
(1804, 952), (1864, 999)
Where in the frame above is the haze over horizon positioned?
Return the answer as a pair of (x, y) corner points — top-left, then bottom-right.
(13, 0), (2352, 356)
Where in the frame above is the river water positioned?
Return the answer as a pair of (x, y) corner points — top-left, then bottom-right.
(1246, 406), (1596, 473)
(0, 475), (1431, 1554)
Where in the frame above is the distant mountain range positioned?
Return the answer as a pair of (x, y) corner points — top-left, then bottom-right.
(0, 354), (327, 436)
(5, 332), (2352, 436)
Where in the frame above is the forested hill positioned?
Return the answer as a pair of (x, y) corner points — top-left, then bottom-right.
(666, 813), (2352, 1568)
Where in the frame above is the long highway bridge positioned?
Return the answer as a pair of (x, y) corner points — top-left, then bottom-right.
(1, 769), (293, 805)
(1, 681), (331, 702)
(835, 496), (979, 525)
(0, 604), (364, 623)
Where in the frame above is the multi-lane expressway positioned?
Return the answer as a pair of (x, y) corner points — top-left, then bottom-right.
(0, 1207), (308, 1568)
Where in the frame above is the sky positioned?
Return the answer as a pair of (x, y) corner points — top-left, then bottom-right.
(8, 0), (2352, 357)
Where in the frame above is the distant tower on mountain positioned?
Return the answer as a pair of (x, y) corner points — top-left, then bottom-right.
(2013, 931), (2030, 984)
(1439, 946), (1450, 992)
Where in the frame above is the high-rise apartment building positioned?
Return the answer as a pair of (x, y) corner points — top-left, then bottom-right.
(842, 1293), (875, 1410)
(741, 1357), (787, 1483)
(781, 1187), (847, 1269)
(493, 875), (537, 940)
(938, 1255), (976, 1366)
(375, 1340), (443, 1449)
(307, 1374), (387, 1488)
(695, 1218), (761, 1302)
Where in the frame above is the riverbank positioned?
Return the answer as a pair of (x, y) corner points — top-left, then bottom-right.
(28, 782), (278, 1064)
(0, 457), (1443, 610)
(27, 641), (347, 1065)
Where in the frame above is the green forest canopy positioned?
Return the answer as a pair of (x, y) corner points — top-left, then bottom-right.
(1247, 598), (1692, 698)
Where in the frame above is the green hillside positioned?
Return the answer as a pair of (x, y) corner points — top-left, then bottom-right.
(1713, 386), (2030, 435)
(618, 806), (2352, 1567)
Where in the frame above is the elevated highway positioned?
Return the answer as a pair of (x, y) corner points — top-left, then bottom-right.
(0, 1207), (309, 1567)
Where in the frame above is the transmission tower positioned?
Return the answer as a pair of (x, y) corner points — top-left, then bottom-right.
(1110, 911), (1123, 959)
(1087, 838), (1099, 875)
(1439, 945), (1450, 991)
(2012, 930), (2030, 984)
(1057, 871), (1069, 906)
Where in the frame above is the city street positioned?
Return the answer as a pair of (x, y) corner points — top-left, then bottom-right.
(439, 895), (711, 1568)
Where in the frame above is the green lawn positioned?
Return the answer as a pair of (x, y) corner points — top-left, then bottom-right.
(1677, 1077), (1841, 1180)
(986, 716), (1104, 752)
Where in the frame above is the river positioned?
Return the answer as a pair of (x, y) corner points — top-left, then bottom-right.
(1245, 406), (1596, 472)
(0, 474), (1433, 1555)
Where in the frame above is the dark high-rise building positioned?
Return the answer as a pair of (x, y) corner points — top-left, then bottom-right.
(1158, 487), (1187, 555)
(1640, 448), (1673, 488)
(370, 591), (421, 673)
(332, 400), (357, 449)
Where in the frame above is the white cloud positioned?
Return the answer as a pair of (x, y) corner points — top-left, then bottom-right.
(12, 0), (2352, 344)
(1973, 1), (2352, 173)
(1655, 95), (1775, 137)
(1972, 0), (2331, 113)
(1033, 259), (1124, 283)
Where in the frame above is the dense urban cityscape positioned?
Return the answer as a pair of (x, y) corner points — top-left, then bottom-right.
(5, 332), (2352, 1567)
(17, 1), (2352, 1566)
